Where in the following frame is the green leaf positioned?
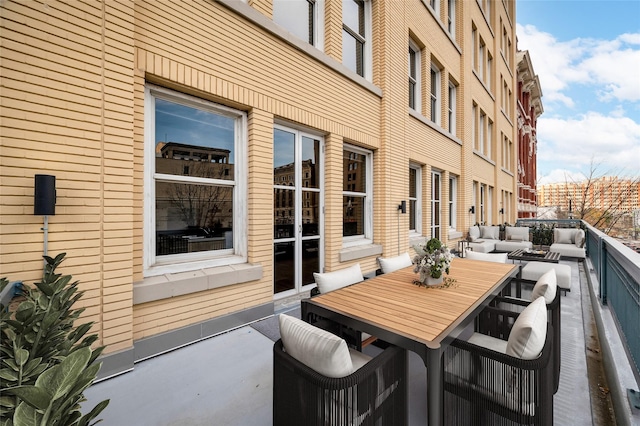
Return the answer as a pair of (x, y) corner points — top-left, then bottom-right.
(36, 347), (90, 402)
(77, 400), (109, 426)
(13, 401), (42, 426)
(0, 369), (19, 381)
(14, 303), (35, 323)
(15, 349), (29, 367)
(0, 395), (16, 408)
(5, 386), (51, 411)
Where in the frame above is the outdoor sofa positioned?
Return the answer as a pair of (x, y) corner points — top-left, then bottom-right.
(467, 225), (534, 253)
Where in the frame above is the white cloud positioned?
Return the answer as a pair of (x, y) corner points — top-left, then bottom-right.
(538, 169), (586, 185)
(516, 25), (640, 104)
(536, 112), (640, 182)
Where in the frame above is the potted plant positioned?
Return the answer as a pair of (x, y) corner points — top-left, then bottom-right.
(412, 238), (453, 286)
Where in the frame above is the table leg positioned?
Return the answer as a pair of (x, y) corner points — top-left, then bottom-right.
(426, 347), (444, 426)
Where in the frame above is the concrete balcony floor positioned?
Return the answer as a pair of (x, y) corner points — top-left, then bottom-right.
(84, 259), (619, 425)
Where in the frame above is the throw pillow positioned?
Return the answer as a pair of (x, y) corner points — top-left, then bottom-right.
(279, 314), (354, 378)
(378, 252), (413, 274)
(574, 229), (586, 248)
(468, 225), (481, 241)
(314, 263), (363, 294)
(554, 228), (575, 245)
(506, 297), (548, 360)
(505, 226), (530, 242)
(530, 269), (557, 304)
(480, 225), (500, 240)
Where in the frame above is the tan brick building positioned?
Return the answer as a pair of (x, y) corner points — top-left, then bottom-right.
(0, 0), (518, 377)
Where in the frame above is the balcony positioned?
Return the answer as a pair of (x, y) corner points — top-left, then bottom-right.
(83, 221), (639, 425)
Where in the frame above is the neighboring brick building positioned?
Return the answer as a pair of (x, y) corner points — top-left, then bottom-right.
(0, 0), (518, 378)
(516, 49), (543, 219)
(538, 177), (640, 213)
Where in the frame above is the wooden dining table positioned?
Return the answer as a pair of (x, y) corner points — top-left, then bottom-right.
(301, 257), (519, 426)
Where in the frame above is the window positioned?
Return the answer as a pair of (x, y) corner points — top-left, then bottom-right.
(479, 110), (485, 153)
(144, 86), (247, 274)
(431, 170), (441, 239)
(471, 25), (477, 71)
(409, 165), (422, 235)
(502, 133), (513, 171)
(273, 0), (322, 46)
(472, 102), (477, 149)
(447, 0), (456, 37)
(343, 145), (372, 245)
(488, 186), (493, 224)
(449, 176), (457, 230)
(430, 64), (441, 124)
(487, 118), (493, 159)
(409, 40), (421, 111)
(430, 0), (439, 15)
(479, 184), (485, 224)
(478, 38), (485, 79)
(487, 51), (493, 90)
(448, 82), (457, 135)
(343, 0), (371, 79)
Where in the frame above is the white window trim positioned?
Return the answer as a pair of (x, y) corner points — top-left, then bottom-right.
(342, 0), (372, 81)
(343, 144), (373, 247)
(431, 170), (441, 239)
(448, 0), (456, 37)
(449, 176), (457, 230)
(143, 85), (248, 277)
(448, 82), (456, 136)
(430, 64), (441, 125)
(409, 39), (421, 112)
(409, 163), (422, 237)
(273, 0), (325, 49)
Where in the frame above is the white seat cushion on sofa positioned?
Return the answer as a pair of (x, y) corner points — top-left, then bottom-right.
(279, 314), (372, 378)
(378, 252), (413, 274)
(465, 250), (508, 263)
(549, 243), (586, 258)
(494, 240), (533, 252)
(521, 262), (572, 290)
(468, 240), (497, 253)
(314, 263), (364, 294)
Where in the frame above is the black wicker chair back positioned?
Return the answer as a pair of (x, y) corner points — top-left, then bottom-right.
(273, 339), (407, 426)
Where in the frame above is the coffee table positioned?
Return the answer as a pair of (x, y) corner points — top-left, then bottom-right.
(508, 248), (560, 263)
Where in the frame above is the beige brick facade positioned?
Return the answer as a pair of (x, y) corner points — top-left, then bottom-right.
(0, 0), (517, 375)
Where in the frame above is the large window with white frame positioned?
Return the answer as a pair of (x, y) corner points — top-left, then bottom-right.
(273, 0), (323, 47)
(343, 0), (371, 79)
(431, 170), (441, 239)
(449, 176), (457, 231)
(429, 0), (439, 15)
(409, 164), (422, 236)
(343, 145), (373, 245)
(430, 64), (441, 125)
(409, 40), (421, 111)
(144, 86), (247, 275)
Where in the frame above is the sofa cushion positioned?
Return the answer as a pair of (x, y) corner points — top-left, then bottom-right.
(314, 263), (363, 294)
(554, 228), (576, 244)
(468, 240), (497, 253)
(549, 243), (586, 259)
(506, 297), (548, 359)
(480, 225), (500, 240)
(521, 262), (572, 290)
(530, 269), (557, 304)
(378, 252), (413, 274)
(574, 229), (585, 248)
(468, 225), (481, 242)
(494, 240), (533, 252)
(505, 226), (530, 242)
(279, 314), (355, 378)
(465, 250), (508, 263)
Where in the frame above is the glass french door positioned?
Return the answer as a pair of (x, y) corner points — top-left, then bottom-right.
(273, 126), (322, 296)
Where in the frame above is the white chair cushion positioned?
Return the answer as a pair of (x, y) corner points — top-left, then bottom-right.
(313, 263), (363, 294)
(521, 261), (572, 290)
(468, 225), (481, 241)
(465, 250), (508, 263)
(574, 229), (585, 248)
(278, 314), (355, 378)
(530, 269), (557, 304)
(554, 228), (576, 244)
(378, 252), (413, 274)
(505, 226), (530, 242)
(506, 297), (548, 360)
(467, 332), (508, 354)
(480, 225), (500, 240)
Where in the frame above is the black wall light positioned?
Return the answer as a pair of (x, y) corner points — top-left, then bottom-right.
(469, 205), (475, 214)
(398, 200), (406, 214)
(34, 174), (56, 263)
(499, 208), (504, 214)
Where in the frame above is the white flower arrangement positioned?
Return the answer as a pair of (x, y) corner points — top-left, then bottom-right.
(412, 238), (454, 284)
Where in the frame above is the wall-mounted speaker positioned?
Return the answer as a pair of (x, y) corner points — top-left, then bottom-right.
(34, 174), (56, 216)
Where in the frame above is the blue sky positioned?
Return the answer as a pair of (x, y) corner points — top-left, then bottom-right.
(516, 0), (640, 184)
